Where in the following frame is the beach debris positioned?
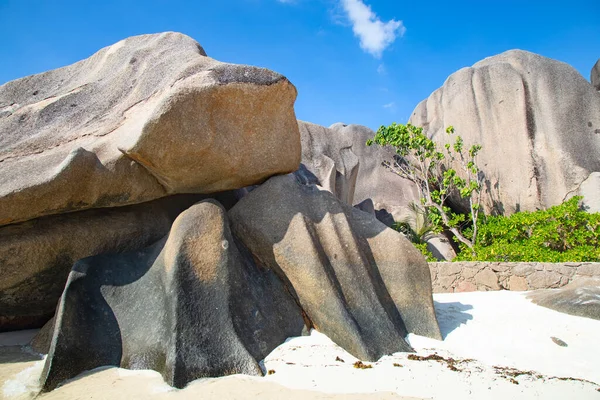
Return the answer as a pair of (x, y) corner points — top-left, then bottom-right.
(353, 361), (373, 369)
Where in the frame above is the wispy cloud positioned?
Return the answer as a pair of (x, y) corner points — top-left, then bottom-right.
(340, 0), (405, 58)
(377, 63), (386, 75)
(383, 102), (396, 112)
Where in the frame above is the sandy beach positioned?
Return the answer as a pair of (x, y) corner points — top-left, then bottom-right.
(2, 290), (599, 400)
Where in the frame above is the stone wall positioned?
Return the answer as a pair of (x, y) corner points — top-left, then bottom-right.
(429, 262), (600, 293)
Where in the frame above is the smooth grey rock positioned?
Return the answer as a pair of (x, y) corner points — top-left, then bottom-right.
(39, 200), (305, 391)
(577, 171), (600, 213)
(592, 59), (600, 91)
(410, 50), (600, 216)
(528, 277), (600, 320)
(426, 236), (457, 261)
(0, 193), (237, 332)
(297, 121), (358, 205)
(0, 32), (300, 226)
(229, 174), (441, 362)
(297, 121), (420, 226)
(330, 123), (421, 224)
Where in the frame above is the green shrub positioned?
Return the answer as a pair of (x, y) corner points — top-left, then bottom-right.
(456, 196), (600, 262)
(413, 242), (438, 262)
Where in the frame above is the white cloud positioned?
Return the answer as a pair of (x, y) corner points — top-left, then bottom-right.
(340, 0), (405, 58)
(377, 63), (386, 75)
(383, 102), (396, 113)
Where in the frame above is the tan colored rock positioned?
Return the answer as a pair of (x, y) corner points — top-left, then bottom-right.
(456, 281), (477, 292)
(437, 275), (458, 291)
(410, 50), (600, 216)
(508, 276), (528, 291)
(474, 268), (500, 290)
(490, 263), (509, 272)
(544, 264), (576, 277)
(438, 263), (463, 276)
(462, 267), (480, 279)
(428, 265), (438, 282)
(527, 271), (562, 289)
(576, 263), (600, 276)
(229, 174), (441, 361)
(513, 263), (536, 277)
(0, 32), (300, 226)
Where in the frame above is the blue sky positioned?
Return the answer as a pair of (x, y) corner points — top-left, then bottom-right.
(1, 0), (599, 131)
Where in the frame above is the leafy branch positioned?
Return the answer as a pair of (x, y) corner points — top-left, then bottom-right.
(367, 123), (483, 253)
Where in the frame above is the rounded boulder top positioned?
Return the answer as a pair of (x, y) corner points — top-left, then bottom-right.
(0, 32), (301, 226)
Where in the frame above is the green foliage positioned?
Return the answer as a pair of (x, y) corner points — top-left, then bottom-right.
(367, 123), (483, 252)
(456, 197), (600, 262)
(414, 242), (438, 262)
(392, 203), (439, 244)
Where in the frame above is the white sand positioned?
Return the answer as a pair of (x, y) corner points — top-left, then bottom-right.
(262, 291), (600, 399)
(1, 290), (599, 399)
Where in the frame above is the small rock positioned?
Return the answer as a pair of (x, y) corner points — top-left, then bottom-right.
(551, 337), (568, 347)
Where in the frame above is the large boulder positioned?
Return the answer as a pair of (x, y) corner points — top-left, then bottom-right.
(0, 32), (300, 226)
(410, 50), (600, 215)
(229, 174), (441, 361)
(592, 59), (600, 91)
(296, 121), (359, 205)
(527, 277), (600, 320)
(39, 200), (305, 391)
(297, 121), (419, 225)
(0, 193), (236, 332)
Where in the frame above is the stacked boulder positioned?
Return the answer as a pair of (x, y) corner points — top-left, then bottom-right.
(0, 31), (300, 331)
(0, 32), (441, 392)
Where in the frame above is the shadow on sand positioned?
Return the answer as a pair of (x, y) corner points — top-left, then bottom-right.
(433, 301), (474, 340)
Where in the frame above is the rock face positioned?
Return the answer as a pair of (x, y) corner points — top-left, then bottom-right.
(592, 59), (600, 91)
(2, 32), (441, 392)
(298, 121), (420, 225)
(0, 31), (301, 331)
(527, 277), (600, 320)
(40, 184), (442, 391)
(40, 200), (305, 391)
(578, 172), (600, 213)
(0, 32), (300, 226)
(297, 121), (359, 205)
(0, 193), (236, 332)
(229, 174), (441, 361)
(410, 50), (600, 215)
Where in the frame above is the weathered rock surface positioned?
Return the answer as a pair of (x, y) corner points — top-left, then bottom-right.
(578, 171), (600, 213)
(297, 121), (359, 205)
(40, 200), (305, 391)
(0, 193), (236, 332)
(426, 236), (457, 261)
(297, 121), (420, 225)
(527, 277), (600, 320)
(592, 59), (600, 91)
(0, 32), (300, 226)
(229, 174), (441, 362)
(410, 50), (600, 215)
